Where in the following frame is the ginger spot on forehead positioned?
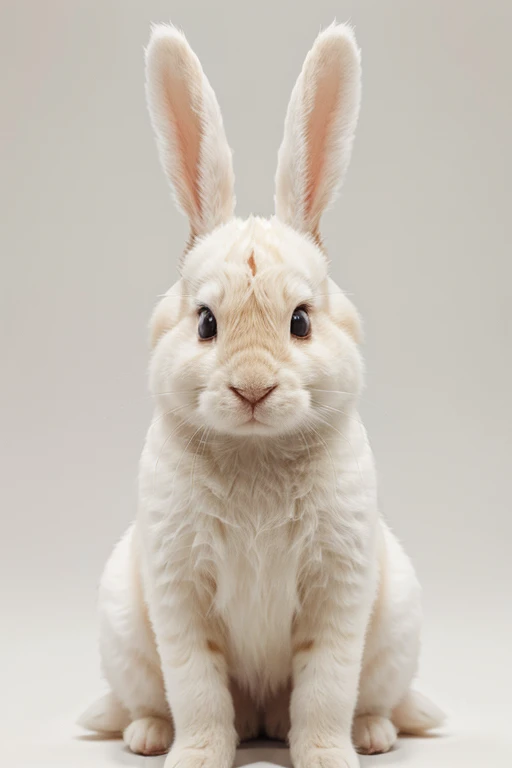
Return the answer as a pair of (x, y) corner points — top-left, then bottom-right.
(206, 639), (222, 654)
(293, 639), (314, 655)
(247, 251), (257, 277)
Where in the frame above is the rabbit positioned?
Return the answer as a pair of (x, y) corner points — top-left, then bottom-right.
(78, 21), (444, 768)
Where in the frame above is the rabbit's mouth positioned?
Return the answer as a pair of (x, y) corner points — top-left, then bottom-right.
(235, 407), (278, 432)
(243, 412), (274, 428)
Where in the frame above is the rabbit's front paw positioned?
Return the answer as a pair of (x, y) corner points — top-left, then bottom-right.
(164, 740), (235, 768)
(292, 743), (359, 768)
(123, 716), (173, 756)
(352, 714), (396, 754)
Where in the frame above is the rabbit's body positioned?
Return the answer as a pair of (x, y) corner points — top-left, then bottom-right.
(80, 23), (443, 768)
(93, 409), (424, 752)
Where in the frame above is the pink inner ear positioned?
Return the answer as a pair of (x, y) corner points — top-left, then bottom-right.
(304, 66), (342, 226)
(162, 68), (203, 227)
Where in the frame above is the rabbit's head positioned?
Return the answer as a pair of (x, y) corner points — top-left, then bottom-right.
(146, 23), (363, 438)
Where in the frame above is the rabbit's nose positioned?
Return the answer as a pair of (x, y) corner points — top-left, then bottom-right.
(230, 385), (277, 406)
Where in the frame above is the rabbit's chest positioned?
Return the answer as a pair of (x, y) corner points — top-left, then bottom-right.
(213, 521), (301, 698)
(192, 455), (321, 696)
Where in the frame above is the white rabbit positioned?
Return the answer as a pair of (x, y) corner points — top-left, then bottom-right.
(79, 22), (444, 768)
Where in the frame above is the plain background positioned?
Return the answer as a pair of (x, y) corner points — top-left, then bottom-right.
(1, 1), (511, 766)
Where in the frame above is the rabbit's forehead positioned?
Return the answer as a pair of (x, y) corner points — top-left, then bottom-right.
(184, 216), (327, 299)
(196, 265), (312, 317)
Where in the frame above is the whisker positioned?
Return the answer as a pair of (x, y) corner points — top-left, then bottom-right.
(167, 424), (207, 504)
(97, 390), (201, 413)
(310, 400), (364, 427)
(305, 420), (338, 489)
(154, 390), (201, 396)
(309, 387), (356, 396)
(298, 427), (312, 464)
(153, 418), (191, 490)
(155, 293), (198, 299)
(155, 291), (356, 301)
(186, 425), (212, 508)
(309, 388), (383, 411)
(149, 404), (190, 431)
(314, 413), (364, 483)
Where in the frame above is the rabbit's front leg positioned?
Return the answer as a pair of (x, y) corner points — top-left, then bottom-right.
(148, 574), (237, 768)
(289, 551), (377, 768)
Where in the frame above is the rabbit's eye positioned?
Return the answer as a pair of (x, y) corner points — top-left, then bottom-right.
(198, 307), (217, 340)
(290, 307), (310, 338)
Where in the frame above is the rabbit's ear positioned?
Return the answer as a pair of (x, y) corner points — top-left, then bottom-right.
(145, 25), (235, 239)
(274, 23), (361, 236)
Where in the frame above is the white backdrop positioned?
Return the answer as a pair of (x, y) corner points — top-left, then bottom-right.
(1, 1), (511, 766)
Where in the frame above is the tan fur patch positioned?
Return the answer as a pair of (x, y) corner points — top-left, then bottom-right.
(248, 251), (257, 276)
(292, 639), (314, 655)
(207, 639), (222, 654)
(311, 228), (326, 253)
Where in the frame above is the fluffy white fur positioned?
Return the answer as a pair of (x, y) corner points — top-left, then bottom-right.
(79, 22), (444, 768)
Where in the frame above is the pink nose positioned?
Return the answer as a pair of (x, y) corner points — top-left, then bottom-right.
(230, 385), (277, 406)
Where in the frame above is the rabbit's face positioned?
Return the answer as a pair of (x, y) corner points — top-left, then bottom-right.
(145, 22), (363, 438)
(150, 217), (362, 437)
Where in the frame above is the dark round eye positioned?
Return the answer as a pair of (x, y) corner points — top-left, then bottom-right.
(290, 307), (310, 338)
(198, 307), (217, 340)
